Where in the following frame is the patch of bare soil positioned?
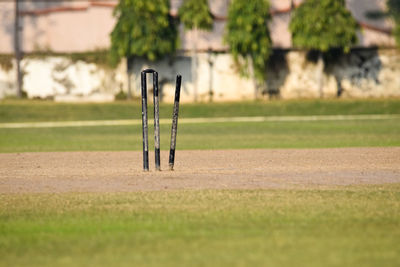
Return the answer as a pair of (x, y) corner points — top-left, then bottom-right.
(0, 148), (399, 193)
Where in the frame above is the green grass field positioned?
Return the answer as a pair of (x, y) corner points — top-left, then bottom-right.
(1, 186), (399, 267)
(0, 119), (399, 153)
(1, 99), (400, 152)
(1, 99), (399, 266)
(1, 98), (400, 122)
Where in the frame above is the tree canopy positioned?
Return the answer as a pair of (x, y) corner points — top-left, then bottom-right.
(178, 0), (213, 31)
(110, 0), (178, 65)
(388, 0), (400, 17)
(224, 0), (272, 82)
(290, 0), (358, 52)
(387, 0), (400, 46)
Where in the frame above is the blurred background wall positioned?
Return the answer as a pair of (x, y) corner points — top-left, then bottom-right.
(0, 0), (398, 102)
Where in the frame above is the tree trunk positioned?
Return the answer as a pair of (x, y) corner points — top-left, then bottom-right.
(15, 0), (22, 98)
(192, 27), (198, 102)
(317, 52), (324, 98)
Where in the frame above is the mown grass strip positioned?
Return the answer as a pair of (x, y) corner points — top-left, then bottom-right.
(1, 99), (399, 123)
(1, 114), (399, 129)
(1, 185), (399, 267)
(0, 118), (399, 152)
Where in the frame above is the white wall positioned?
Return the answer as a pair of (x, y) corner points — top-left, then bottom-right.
(0, 50), (399, 102)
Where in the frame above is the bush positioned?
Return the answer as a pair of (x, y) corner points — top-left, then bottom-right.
(224, 0), (272, 82)
(178, 0), (213, 31)
(110, 0), (178, 65)
(290, 0), (358, 52)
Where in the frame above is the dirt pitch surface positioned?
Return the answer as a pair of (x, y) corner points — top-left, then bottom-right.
(1, 148), (399, 193)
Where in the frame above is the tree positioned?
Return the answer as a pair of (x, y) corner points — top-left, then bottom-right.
(178, 0), (213, 102)
(225, 0), (272, 99)
(110, 0), (178, 98)
(289, 0), (358, 98)
(387, 0), (400, 46)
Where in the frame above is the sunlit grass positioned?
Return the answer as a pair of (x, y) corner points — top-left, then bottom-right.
(0, 119), (399, 153)
(1, 98), (399, 123)
(1, 185), (399, 267)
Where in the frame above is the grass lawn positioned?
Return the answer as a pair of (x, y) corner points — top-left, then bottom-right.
(0, 99), (400, 153)
(0, 119), (399, 153)
(1, 185), (399, 267)
(1, 100), (399, 266)
(1, 98), (399, 123)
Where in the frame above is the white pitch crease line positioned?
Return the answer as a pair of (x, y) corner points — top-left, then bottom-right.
(0, 114), (399, 129)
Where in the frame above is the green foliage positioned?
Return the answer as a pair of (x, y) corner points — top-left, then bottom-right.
(395, 24), (400, 46)
(0, 54), (13, 71)
(290, 0), (358, 52)
(387, 0), (400, 46)
(68, 50), (112, 68)
(114, 89), (128, 100)
(24, 50), (113, 69)
(225, 0), (272, 81)
(178, 0), (213, 31)
(387, 0), (400, 16)
(365, 0), (400, 47)
(110, 0), (178, 65)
